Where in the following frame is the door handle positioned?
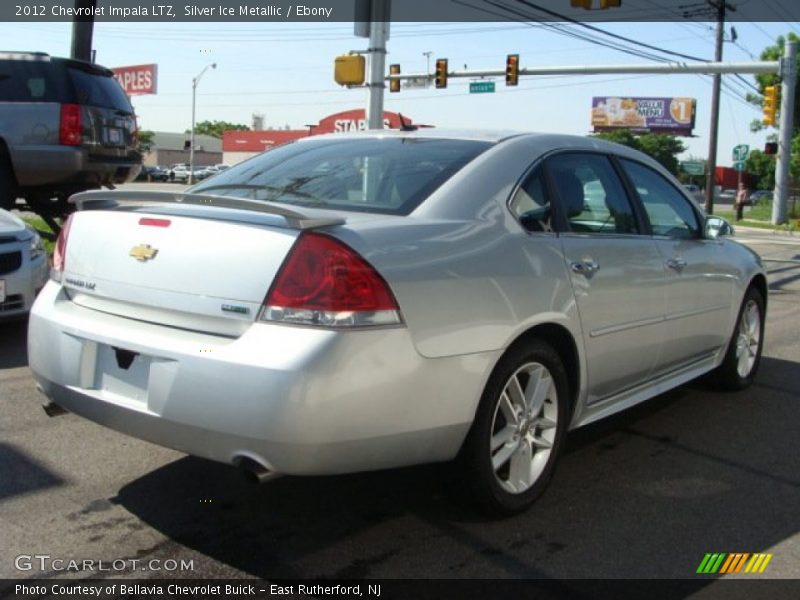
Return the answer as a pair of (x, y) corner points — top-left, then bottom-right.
(666, 258), (687, 270)
(570, 260), (600, 275)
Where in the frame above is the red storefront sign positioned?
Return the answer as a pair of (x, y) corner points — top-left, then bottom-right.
(223, 110), (413, 153)
(112, 64), (158, 96)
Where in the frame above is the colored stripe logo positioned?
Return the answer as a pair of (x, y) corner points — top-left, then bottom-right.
(696, 553), (773, 574)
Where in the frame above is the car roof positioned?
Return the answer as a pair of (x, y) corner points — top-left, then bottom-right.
(293, 129), (660, 162)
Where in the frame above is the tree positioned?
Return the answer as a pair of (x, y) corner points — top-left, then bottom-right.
(136, 130), (155, 154)
(186, 120), (250, 139)
(591, 130), (686, 175)
(746, 149), (777, 191)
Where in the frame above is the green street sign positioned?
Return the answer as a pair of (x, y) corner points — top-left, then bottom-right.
(733, 161), (747, 172)
(469, 81), (495, 94)
(680, 161), (705, 176)
(732, 144), (749, 162)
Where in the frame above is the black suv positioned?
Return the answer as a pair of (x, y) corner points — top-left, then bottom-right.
(0, 52), (142, 221)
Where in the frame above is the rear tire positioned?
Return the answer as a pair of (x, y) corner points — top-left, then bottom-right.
(708, 287), (765, 390)
(455, 339), (569, 515)
(0, 157), (16, 211)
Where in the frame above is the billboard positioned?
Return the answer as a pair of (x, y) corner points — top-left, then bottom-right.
(112, 64), (158, 96)
(591, 96), (695, 136)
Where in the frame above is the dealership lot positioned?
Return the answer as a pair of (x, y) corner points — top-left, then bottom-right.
(1, 221), (799, 582)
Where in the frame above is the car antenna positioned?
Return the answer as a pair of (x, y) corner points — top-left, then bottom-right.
(398, 113), (418, 132)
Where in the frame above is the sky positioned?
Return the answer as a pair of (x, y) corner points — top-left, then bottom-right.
(1, 18), (797, 167)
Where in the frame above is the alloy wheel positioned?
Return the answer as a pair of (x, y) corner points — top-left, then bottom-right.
(490, 362), (558, 494)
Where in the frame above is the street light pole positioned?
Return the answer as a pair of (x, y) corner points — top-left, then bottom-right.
(189, 62), (216, 185)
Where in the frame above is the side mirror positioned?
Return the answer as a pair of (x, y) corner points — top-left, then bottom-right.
(705, 215), (734, 240)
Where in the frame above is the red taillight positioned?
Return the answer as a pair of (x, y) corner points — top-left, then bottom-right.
(51, 214), (74, 280)
(139, 217), (171, 227)
(59, 103), (82, 146)
(262, 232), (401, 327)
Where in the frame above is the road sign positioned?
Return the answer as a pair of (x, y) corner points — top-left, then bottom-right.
(733, 161), (747, 172)
(469, 81), (495, 94)
(403, 76), (431, 89)
(732, 144), (749, 161)
(680, 161), (705, 176)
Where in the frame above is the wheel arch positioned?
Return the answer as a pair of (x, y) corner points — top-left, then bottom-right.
(0, 137), (18, 182)
(503, 322), (581, 416)
(749, 272), (768, 311)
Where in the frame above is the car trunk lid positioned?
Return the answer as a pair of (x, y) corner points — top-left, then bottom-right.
(62, 192), (346, 336)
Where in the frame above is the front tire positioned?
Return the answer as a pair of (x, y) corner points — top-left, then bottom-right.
(456, 339), (569, 514)
(709, 286), (765, 390)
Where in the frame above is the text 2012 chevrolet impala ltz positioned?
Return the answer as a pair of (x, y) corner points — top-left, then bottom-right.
(28, 131), (766, 513)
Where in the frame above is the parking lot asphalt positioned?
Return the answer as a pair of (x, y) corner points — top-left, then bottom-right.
(1, 214), (799, 587)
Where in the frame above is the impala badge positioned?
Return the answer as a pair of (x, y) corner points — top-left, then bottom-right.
(129, 244), (158, 262)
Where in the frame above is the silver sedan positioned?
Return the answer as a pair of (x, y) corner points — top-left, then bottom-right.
(0, 209), (48, 319)
(28, 131), (766, 513)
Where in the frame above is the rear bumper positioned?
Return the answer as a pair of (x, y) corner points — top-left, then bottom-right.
(28, 282), (497, 475)
(12, 146), (141, 190)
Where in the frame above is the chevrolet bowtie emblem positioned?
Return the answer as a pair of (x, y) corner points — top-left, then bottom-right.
(129, 244), (158, 262)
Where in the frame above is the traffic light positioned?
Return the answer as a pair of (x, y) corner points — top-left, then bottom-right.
(763, 84), (779, 126)
(334, 54), (365, 86)
(389, 64), (400, 93)
(570, 0), (591, 7)
(764, 142), (778, 155)
(506, 54), (519, 86)
(435, 58), (448, 89)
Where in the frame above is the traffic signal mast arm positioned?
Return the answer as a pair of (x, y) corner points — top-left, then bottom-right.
(384, 59), (780, 86)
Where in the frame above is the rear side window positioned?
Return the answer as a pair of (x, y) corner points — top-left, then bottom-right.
(67, 67), (132, 112)
(0, 60), (69, 102)
(547, 153), (639, 235)
(509, 167), (554, 232)
(190, 137), (492, 215)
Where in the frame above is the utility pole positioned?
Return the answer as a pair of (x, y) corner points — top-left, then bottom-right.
(773, 40), (797, 225)
(703, 1), (735, 215)
(70, 0), (97, 62)
(365, 0), (390, 130)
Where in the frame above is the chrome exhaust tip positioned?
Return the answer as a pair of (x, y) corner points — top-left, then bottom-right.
(236, 455), (281, 484)
(36, 383), (68, 417)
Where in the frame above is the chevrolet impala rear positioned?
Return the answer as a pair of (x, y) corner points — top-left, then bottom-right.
(27, 133), (503, 480)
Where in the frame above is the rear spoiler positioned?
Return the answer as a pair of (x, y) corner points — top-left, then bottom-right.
(70, 190), (346, 230)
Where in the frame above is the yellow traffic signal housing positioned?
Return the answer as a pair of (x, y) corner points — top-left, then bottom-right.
(763, 84), (779, 126)
(506, 54), (520, 86)
(571, 0), (592, 8)
(435, 58), (448, 89)
(389, 64), (401, 93)
(334, 54), (365, 86)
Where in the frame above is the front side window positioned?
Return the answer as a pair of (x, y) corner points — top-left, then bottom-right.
(190, 137), (492, 215)
(620, 159), (700, 239)
(547, 153), (638, 235)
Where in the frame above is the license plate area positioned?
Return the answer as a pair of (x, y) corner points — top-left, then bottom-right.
(95, 344), (150, 403)
(104, 127), (123, 146)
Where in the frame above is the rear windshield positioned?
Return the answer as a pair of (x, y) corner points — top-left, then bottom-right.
(0, 59), (70, 102)
(189, 137), (492, 215)
(67, 67), (132, 112)
(0, 59), (132, 112)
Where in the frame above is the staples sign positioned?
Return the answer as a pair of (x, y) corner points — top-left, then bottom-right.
(112, 64), (158, 96)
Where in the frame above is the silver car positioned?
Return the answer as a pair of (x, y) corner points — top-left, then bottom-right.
(28, 131), (766, 513)
(0, 209), (48, 318)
